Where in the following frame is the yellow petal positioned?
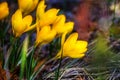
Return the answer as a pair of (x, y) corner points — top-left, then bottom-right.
(70, 43), (87, 55)
(53, 15), (66, 33)
(55, 22), (74, 34)
(35, 26), (50, 45)
(75, 41), (88, 49)
(40, 26), (51, 34)
(54, 15), (66, 25)
(36, 0), (46, 21)
(22, 15), (34, 32)
(18, 0), (32, 12)
(55, 47), (86, 58)
(53, 15), (74, 34)
(39, 8), (59, 26)
(64, 33), (78, 49)
(24, 23), (37, 32)
(66, 52), (85, 58)
(18, 0), (38, 15)
(23, 15), (32, 26)
(43, 29), (56, 44)
(0, 2), (9, 20)
(66, 33), (78, 43)
(64, 22), (74, 33)
(63, 45), (86, 58)
(30, 0), (39, 13)
(78, 48), (87, 54)
(12, 9), (26, 33)
(35, 26), (56, 46)
(76, 42), (88, 54)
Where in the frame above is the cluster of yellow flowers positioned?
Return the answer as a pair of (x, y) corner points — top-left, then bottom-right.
(0, 0), (88, 59)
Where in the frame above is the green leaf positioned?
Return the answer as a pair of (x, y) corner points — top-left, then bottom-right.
(20, 35), (29, 80)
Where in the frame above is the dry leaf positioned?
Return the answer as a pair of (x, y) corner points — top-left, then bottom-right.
(74, 0), (97, 41)
(0, 61), (7, 80)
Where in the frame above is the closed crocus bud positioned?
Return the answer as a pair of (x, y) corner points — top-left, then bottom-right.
(55, 32), (88, 58)
(0, 2), (9, 20)
(12, 9), (33, 37)
(38, 8), (59, 27)
(53, 15), (74, 34)
(35, 26), (56, 46)
(18, 0), (39, 15)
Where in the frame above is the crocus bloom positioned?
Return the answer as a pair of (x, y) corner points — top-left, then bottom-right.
(12, 9), (34, 37)
(0, 2), (9, 20)
(53, 15), (74, 34)
(55, 32), (88, 58)
(35, 26), (56, 46)
(39, 9), (59, 26)
(18, 0), (39, 15)
(36, 0), (59, 27)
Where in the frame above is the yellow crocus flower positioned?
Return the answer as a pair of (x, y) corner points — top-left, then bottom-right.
(36, 0), (59, 27)
(53, 15), (74, 34)
(42, 8), (59, 25)
(12, 9), (35, 37)
(55, 32), (88, 58)
(39, 8), (59, 27)
(18, 0), (39, 15)
(0, 2), (9, 20)
(35, 26), (56, 46)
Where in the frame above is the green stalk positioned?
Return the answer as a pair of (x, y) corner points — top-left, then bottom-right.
(54, 52), (63, 80)
(26, 46), (35, 79)
(20, 36), (29, 80)
(54, 33), (65, 80)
